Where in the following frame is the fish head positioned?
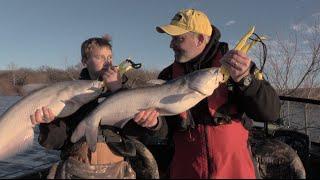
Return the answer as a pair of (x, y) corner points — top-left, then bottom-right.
(187, 67), (223, 96)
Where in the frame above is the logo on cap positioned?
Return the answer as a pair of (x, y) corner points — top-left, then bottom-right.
(172, 13), (182, 22)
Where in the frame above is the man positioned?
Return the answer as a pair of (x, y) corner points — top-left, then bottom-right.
(133, 8), (280, 178)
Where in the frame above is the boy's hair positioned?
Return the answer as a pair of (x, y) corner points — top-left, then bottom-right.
(81, 34), (112, 62)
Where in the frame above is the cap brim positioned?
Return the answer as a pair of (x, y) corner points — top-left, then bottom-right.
(156, 24), (189, 36)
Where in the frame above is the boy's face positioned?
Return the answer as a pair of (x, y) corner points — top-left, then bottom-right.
(83, 46), (112, 80)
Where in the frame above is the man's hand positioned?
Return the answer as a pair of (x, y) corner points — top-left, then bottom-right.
(134, 108), (159, 128)
(30, 106), (56, 125)
(220, 50), (251, 82)
(101, 65), (122, 92)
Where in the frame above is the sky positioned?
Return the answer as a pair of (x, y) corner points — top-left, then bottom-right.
(0, 0), (319, 70)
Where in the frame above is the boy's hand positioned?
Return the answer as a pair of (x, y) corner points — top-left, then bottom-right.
(30, 106), (56, 125)
(101, 65), (122, 92)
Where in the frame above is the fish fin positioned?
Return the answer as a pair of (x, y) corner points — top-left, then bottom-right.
(86, 125), (99, 152)
(71, 118), (99, 152)
(56, 99), (80, 117)
(63, 99), (78, 108)
(146, 79), (166, 85)
(71, 121), (86, 143)
(97, 97), (106, 103)
(20, 83), (48, 96)
(159, 93), (194, 104)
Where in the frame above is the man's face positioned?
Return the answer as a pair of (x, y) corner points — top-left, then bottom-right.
(84, 46), (112, 80)
(170, 32), (201, 63)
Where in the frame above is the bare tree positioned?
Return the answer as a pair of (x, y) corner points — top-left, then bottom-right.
(252, 19), (320, 138)
(7, 62), (18, 86)
(64, 58), (83, 80)
(255, 19), (320, 98)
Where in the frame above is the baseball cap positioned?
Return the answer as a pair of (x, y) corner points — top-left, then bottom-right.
(156, 9), (212, 36)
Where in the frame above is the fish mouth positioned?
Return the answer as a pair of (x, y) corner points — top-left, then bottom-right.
(88, 81), (104, 93)
(189, 68), (222, 96)
(188, 85), (208, 96)
(93, 81), (104, 88)
(209, 67), (220, 75)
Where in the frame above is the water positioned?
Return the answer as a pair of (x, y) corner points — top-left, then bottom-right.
(0, 96), (60, 178)
(280, 101), (320, 143)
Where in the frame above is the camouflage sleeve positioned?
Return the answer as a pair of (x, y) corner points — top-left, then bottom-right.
(38, 118), (68, 150)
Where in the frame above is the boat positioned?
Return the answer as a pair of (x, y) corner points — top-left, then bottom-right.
(250, 96), (320, 178)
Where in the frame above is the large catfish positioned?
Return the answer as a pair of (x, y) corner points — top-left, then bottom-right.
(71, 67), (224, 151)
(0, 80), (104, 160)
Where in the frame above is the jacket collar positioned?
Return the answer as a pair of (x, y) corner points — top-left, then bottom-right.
(79, 68), (91, 80)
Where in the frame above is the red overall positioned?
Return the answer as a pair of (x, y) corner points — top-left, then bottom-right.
(169, 51), (256, 179)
